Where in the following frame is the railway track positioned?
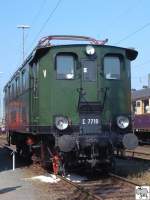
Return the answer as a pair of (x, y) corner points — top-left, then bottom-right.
(56, 172), (142, 200)
(125, 150), (150, 160)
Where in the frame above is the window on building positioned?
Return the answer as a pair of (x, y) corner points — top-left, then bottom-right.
(104, 56), (120, 80)
(56, 54), (75, 79)
(144, 99), (149, 113)
(136, 101), (141, 107)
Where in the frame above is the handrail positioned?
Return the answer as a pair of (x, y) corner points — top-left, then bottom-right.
(38, 35), (108, 47)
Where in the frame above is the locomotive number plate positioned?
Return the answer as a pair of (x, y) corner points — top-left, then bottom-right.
(80, 114), (101, 134)
(82, 118), (99, 125)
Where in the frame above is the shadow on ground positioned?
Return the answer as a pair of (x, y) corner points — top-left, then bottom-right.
(0, 146), (31, 172)
(114, 157), (150, 177)
(0, 186), (21, 194)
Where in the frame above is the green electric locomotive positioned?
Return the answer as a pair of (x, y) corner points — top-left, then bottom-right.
(4, 35), (138, 172)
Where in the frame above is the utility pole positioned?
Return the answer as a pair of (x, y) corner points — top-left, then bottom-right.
(17, 25), (30, 62)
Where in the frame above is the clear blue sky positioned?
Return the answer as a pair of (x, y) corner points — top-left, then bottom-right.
(0, 0), (150, 92)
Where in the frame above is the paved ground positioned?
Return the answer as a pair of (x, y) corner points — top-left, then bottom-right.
(0, 135), (56, 200)
(0, 169), (41, 200)
(0, 136), (83, 200)
(0, 141), (44, 200)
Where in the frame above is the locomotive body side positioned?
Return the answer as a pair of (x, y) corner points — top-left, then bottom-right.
(4, 64), (30, 132)
(4, 41), (138, 170)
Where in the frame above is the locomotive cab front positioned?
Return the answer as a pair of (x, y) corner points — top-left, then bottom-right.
(37, 37), (138, 169)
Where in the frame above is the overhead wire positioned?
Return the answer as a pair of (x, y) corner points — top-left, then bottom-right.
(134, 59), (150, 68)
(114, 18), (150, 88)
(27, 0), (62, 52)
(112, 0), (141, 25)
(114, 21), (150, 45)
(30, 0), (48, 26)
(103, 0), (141, 33)
(25, 0), (48, 40)
(17, 0), (48, 62)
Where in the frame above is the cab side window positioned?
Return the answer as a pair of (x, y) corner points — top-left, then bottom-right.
(56, 55), (75, 79)
(16, 77), (20, 95)
(22, 69), (29, 91)
(104, 56), (120, 80)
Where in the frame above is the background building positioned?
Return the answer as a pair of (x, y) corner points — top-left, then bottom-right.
(132, 74), (150, 115)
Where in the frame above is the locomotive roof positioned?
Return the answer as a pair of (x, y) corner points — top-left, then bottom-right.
(31, 43), (138, 62)
(28, 35), (138, 64)
(4, 36), (138, 89)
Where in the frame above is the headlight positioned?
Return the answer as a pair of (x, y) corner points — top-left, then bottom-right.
(85, 45), (95, 55)
(55, 116), (69, 130)
(116, 116), (129, 129)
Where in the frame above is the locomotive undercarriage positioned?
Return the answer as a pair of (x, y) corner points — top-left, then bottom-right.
(40, 132), (115, 173)
(8, 130), (115, 173)
(7, 127), (137, 174)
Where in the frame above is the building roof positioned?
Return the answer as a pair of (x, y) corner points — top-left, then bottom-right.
(132, 88), (150, 101)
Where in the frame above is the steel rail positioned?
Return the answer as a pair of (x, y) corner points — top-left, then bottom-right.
(125, 150), (150, 161)
(56, 174), (104, 200)
(55, 172), (143, 200)
(109, 173), (142, 186)
(126, 150), (150, 157)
